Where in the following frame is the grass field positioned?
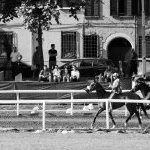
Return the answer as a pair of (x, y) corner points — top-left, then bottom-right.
(0, 104), (149, 130)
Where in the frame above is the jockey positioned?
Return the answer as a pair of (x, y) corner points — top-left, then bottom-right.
(109, 72), (122, 111)
(110, 73), (122, 95)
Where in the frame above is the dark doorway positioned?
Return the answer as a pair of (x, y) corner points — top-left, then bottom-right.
(107, 38), (132, 75)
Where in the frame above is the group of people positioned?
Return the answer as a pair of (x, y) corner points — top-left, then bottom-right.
(36, 43), (80, 83)
(38, 64), (80, 83)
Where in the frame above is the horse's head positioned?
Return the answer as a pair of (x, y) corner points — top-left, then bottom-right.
(85, 81), (96, 94)
(85, 79), (106, 98)
(131, 77), (147, 92)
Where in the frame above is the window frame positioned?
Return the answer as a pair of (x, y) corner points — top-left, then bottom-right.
(85, 0), (100, 18)
(0, 0), (5, 13)
(110, 0), (150, 17)
(61, 31), (77, 60)
(83, 34), (99, 58)
(138, 36), (150, 59)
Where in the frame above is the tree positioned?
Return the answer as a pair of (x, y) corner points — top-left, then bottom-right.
(19, 0), (61, 67)
(0, 0), (85, 68)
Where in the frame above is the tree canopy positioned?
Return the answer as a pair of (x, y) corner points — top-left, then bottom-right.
(0, 0), (85, 23)
(0, 0), (85, 68)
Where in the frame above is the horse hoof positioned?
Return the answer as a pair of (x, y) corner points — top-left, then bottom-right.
(111, 125), (116, 129)
(124, 123), (127, 128)
(90, 125), (94, 129)
(139, 125), (142, 129)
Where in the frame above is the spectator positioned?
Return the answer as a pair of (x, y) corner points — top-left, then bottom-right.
(62, 67), (70, 82)
(52, 65), (61, 82)
(129, 48), (138, 77)
(32, 47), (41, 78)
(48, 44), (57, 70)
(70, 66), (80, 82)
(10, 47), (22, 80)
(38, 65), (51, 82)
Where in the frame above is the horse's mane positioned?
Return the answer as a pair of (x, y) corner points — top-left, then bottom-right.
(95, 82), (108, 98)
(97, 82), (106, 91)
(140, 81), (150, 90)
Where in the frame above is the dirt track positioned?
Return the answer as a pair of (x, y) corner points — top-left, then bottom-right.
(0, 109), (149, 150)
(0, 132), (150, 150)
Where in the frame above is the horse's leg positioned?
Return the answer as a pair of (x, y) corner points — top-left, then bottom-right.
(91, 107), (105, 129)
(109, 111), (116, 128)
(124, 110), (135, 128)
(134, 109), (142, 129)
(140, 103), (149, 119)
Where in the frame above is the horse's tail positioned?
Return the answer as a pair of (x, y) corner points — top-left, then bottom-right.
(139, 103), (149, 119)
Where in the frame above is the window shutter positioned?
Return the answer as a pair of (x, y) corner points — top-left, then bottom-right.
(85, 0), (92, 16)
(126, 0), (132, 16)
(0, 0), (5, 13)
(139, 36), (150, 58)
(145, 0), (150, 17)
(132, 0), (150, 17)
(146, 37), (150, 58)
(85, 0), (100, 17)
(132, 0), (139, 16)
(93, 0), (100, 16)
(110, 0), (118, 16)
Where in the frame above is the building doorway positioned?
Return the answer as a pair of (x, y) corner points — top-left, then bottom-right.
(107, 38), (132, 75)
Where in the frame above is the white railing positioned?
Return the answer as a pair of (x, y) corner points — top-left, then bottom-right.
(0, 89), (145, 130)
(0, 89), (131, 116)
(0, 98), (149, 130)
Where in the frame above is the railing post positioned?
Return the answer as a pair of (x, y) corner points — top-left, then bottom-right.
(42, 100), (46, 131)
(106, 99), (109, 129)
(70, 93), (74, 116)
(125, 103), (128, 117)
(16, 92), (20, 116)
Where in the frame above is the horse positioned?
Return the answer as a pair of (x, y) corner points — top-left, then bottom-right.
(85, 80), (149, 129)
(131, 78), (150, 109)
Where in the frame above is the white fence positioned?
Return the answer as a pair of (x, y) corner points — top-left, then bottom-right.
(0, 90), (147, 130)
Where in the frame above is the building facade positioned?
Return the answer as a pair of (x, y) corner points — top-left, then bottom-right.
(0, 0), (150, 76)
(83, 0), (150, 75)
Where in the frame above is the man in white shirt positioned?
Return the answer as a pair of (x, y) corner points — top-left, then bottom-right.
(70, 66), (80, 82)
(10, 47), (22, 80)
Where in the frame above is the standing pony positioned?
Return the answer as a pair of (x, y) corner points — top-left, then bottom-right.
(85, 80), (148, 129)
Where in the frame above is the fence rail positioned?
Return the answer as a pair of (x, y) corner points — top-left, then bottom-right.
(0, 89), (146, 130)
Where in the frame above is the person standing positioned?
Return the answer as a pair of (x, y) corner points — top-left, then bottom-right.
(32, 47), (41, 78)
(48, 44), (57, 70)
(129, 49), (138, 77)
(10, 47), (22, 80)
